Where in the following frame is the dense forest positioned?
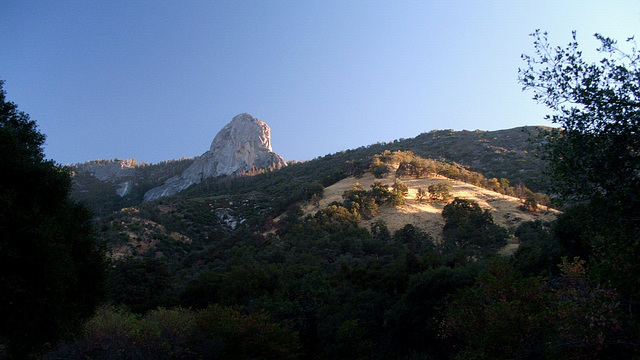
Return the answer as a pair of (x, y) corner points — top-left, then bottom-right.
(2, 32), (640, 359)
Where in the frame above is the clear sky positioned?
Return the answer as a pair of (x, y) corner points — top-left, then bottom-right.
(1, 1), (638, 165)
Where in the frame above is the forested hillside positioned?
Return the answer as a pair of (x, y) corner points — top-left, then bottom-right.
(70, 158), (196, 217)
(70, 125), (548, 219)
(41, 147), (569, 359)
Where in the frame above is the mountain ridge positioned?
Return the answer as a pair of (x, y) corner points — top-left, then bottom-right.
(71, 125), (552, 217)
(143, 113), (287, 201)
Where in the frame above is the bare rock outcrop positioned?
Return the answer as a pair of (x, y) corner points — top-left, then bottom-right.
(143, 113), (286, 201)
(73, 159), (138, 197)
(75, 158), (138, 182)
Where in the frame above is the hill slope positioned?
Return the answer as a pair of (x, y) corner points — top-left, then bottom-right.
(71, 126), (551, 218)
(301, 172), (559, 252)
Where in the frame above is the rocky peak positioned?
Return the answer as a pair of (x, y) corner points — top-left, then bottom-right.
(74, 158), (138, 182)
(212, 113), (273, 151)
(143, 113), (286, 201)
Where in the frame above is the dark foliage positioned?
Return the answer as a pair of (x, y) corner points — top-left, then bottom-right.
(441, 198), (509, 255)
(512, 220), (565, 276)
(0, 81), (107, 359)
(442, 258), (632, 359)
(520, 30), (640, 356)
(45, 305), (302, 360)
(108, 258), (175, 314)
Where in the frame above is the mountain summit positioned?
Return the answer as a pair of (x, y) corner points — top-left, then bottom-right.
(144, 113), (286, 201)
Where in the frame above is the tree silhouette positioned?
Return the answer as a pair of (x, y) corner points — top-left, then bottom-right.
(0, 81), (106, 358)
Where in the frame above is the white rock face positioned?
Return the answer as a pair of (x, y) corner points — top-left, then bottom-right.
(73, 159), (138, 197)
(76, 159), (137, 182)
(144, 113), (286, 201)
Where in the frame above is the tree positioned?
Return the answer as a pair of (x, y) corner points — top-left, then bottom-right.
(428, 182), (451, 202)
(519, 35), (640, 248)
(441, 198), (508, 255)
(390, 179), (408, 206)
(512, 220), (563, 276)
(519, 30), (640, 218)
(442, 258), (629, 359)
(369, 180), (392, 204)
(384, 263), (479, 357)
(487, 177), (501, 193)
(370, 157), (390, 178)
(343, 182), (378, 219)
(370, 220), (391, 242)
(522, 188), (538, 212)
(393, 224), (435, 254)
(108, 257), (174, 314)
(45, 305), (302, 360)
(392, 179), (408, 196)
(0, 81), (107, 358)
(520, 31), (640, 349)
(441, 259), (549, 359)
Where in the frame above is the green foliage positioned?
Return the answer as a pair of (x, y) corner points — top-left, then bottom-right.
(370, 156), (391, 178)
(384, 263), (479, 357)
(218, 264), (284, 307)
(522, 188), (538, 212)
(180, 270), (224, 309)
(341, 179), (410, 219)
(427, 181), (451, 202)
(512, 220), (564, 276)
(442, 258), (631, 359)
(520, 30), (640, 205)
(397, 157), (436, 177)
(0, 81), (107, 359)
(441, 259), (551, 359)
(390, 179), (408, 206)
(108, 257), (175, 313)
(441, 198), (509, 255)
(45, 305), (301, 360)
(393, 224), (435, 254)
(370, 220), (391, 242)
(342, 182), (377, 219)
(369, 180), (393, 205)
(520, 30), (640, 235)
(195, 304), (302, 360)
(521, 31), (640, 344)
(552, 204), (596, 260)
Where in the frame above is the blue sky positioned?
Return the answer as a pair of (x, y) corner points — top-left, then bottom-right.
(1, 1), (638, 165)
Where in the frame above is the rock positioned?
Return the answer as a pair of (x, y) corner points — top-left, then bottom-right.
(144, 113), (286, 201)
(74, 159), (137, 182)
(73, 159), (138, 197)
(214, 208), (243, 230)
(116, 180), (134, 197)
